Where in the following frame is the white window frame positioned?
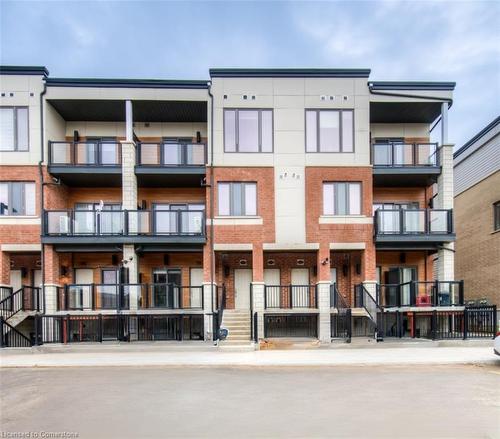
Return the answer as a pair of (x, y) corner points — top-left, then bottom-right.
(218, 182), (257, 216)
(305, 109), (354, 153)
(323, 182), (362, 216)
(0, 106), (29, 152)
(223, 109), (273, 153)
(0, 181), (36, 216)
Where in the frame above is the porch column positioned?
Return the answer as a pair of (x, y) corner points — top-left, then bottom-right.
(436, 143), (455, 281)
(317, 243), (332, 343)
(43, 245), (60, 314)
(441, 102), (448, 145)
(122, 100), (139, 311)
(251, 244), (264, 341)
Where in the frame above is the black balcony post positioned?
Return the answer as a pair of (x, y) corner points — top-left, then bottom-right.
(264, 286), (267, 309)
(434, 280), (439, 306)
(412, 312), (416, 338)
(98, 314), (103, 343)
(289, 284), (293, 308)
(124, 210), (128, 236)
(410, 281), (416, 306)
(65, 314), (71, 344)
(431, 310), (437, 340)
(64, 285), (68, 311)
(463, 307), (468, 340)
(397, 284), (401, 308)
(400, 209), (404, 234)
(458, 280), (464, 306)
(92, 284), (96, 311)
(448, 209), (454, 233)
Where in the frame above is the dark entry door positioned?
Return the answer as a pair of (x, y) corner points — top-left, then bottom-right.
(152, 269), (182, 308)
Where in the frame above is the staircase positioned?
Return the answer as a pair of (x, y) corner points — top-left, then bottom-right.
(219, 310), (252, 346)
(354, 284), (384, 342)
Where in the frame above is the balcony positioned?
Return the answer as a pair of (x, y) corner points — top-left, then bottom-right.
(48, 141), (122, 186)
(57, 283), (204, 312)
(374, 208), (454, 249)
(42, 209), (206, 249)
(135, 141), (206, 187)
(377, 281), (464, 308)
(371, 142), (441, 186)
(264, 285), (318, 309)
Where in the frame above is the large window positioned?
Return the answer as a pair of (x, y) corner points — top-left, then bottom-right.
(0, 107), (29, 151)
(323, 182), (361, 215)
(218, 182), (257, 216)
(224, 109), (273, 152)
(494, 201), (500, 232)
(306, 109), (353, 153)
(0, 182), (36, 216)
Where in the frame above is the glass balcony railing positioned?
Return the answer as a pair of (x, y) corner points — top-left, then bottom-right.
(372, 142), (439, 167)
(137, 142), (206, 166)
(49, 141), (122, 166)
(374, 209), (453, 236)
(44, 209), (205, 237)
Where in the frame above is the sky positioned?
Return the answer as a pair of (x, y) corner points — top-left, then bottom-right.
(0, 0), (499, 147)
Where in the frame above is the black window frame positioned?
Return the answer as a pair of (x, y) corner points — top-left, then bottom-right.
(0, 181), (36, 216)
(323, 181), (362, 216)
(305, 109), (355, 153)
(217, 182), (258, 216)
(223, 108), (274, 153)
(0, 106), (29, 152)
(494, 201), (500, 232)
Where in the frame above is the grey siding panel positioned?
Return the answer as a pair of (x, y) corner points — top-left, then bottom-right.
(454, 133), (500, 195)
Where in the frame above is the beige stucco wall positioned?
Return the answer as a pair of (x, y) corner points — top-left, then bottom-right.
(455, 170), (500, 305)
(210, 76), (370, 244)
(370, 123), (430, 140)
(0, 74), (45, 165)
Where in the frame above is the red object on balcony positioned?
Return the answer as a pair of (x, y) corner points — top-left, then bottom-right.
(416, 295), (431, 307)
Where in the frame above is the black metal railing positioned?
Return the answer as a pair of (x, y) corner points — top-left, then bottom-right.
(331, 309), (352, 342)
(354, 284), (383, 340)
(0, 317), (33, 347)
(264, 314), (318, 338)
(215, 285), (227, 341)
(374, 209), (453, 236)
(43, 209), (206, 237)
(38, 313), (204, 344)
(378, 306), (497, 340)
(138, 284), (203, 310)
(137, 142), (206, 167)
(0, 286), (43, 320)
(264, 285), (318, 309)
(330, 283), (349, 309)
(371, 142), (439, 167)
(377, 280), (464, 308)
(59, 284), (131, 311)
(49, 141), (122, 166)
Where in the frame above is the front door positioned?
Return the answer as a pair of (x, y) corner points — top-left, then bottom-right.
(152, 269), (181, 308)
(10, 270), (22, 292)
(234, 269), (252, 310)
(74, 268), (93, 309)
(189, 268), (203, 308)
(33, 269), (42, 288)
(101, 268), (119, 309)
(291, 268), (310, 307)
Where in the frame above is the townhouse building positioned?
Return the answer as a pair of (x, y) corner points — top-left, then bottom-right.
(454, 117), (500, 319)
(1, 65), (494, 347)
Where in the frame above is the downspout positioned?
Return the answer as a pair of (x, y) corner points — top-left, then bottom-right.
(38, 79), (47, 311)
(207, 81), (215, 314)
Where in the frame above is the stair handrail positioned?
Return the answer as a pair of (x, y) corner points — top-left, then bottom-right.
(0, 316), (33, 348)
(355, 284), (384, 340)
(216, 284), (227, 340)
(0, 287), (24, 321)
(332, 282), (349, 309)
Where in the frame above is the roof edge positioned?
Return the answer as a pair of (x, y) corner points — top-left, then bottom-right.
(454, 116), (500, 159)
(46, 77), (209, 89)
(0, 65), (49, 77)
(369, 81), (456, 91)
(210, 68), (371, 78)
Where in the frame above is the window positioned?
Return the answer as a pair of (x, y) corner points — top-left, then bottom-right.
(224, 109), (273, 152)
(323, 182), (361, 215)
(306, 109), (353, 152)
(494, 201), (500, 232)
(0, 107), (29, 151)
(218, 182), (257, 216)
(0, 182), (36, 216)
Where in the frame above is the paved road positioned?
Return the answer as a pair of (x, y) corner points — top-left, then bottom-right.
(1, 364), (499, 438)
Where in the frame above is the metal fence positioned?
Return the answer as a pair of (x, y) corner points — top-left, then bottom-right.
(264, 314), (318, 338)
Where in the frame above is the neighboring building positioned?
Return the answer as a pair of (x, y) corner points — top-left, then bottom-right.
(2, 65), (480, 347)
(454, 117), (500, 314)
